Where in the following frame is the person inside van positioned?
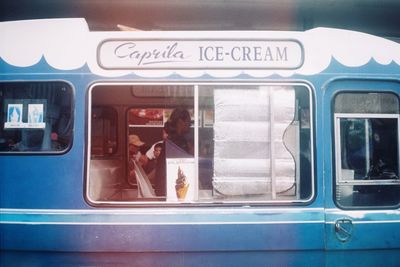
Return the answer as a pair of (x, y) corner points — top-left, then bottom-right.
(145, 123), (169, 160)
(128, 134), (147, 179)
(143, 142), (163, 184)
(165, 107), (194, 155)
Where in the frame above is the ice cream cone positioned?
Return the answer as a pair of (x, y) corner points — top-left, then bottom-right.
(175, 166), (189, 201)
(176, 184), (189, 200)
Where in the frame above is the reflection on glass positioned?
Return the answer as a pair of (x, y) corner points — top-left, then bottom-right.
(340, 117), (399, 181)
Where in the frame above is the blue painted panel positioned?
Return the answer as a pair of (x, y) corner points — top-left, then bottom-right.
(2, 249), (400, 267)
(325, 219), (400, 249)
(1, 223), (324, 252)
(322, 78), (400, 250)
(0, 75), (90, 209)
(326, 250), (400, 267)
(0, 250), (325, 267)
(0, 207), (324, 251)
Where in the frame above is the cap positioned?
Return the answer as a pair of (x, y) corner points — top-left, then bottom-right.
(128, 134), (144, 146)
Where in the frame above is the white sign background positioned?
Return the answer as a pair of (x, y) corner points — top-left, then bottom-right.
(98, 40), (303, 70)
(166, 158), (196, 202)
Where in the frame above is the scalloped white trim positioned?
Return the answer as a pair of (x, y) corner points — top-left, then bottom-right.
(1, 19), (399, 77)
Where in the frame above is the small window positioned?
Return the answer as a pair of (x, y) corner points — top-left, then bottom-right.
(0, 82), (73, 153)
(334, 92), (400, 208)
(87, 84), (313, 205)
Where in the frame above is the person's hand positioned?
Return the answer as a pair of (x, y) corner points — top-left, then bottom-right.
(138, 155), (149, 166)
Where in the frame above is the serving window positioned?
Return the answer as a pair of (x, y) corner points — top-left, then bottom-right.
(334, 92), (400, 208)
(0, 82), (73, 153)
(87, 84), (313, 205)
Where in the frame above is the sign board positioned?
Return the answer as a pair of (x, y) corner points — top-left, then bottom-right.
(98, 39), (303, 70)
(166, 158), (196, 202)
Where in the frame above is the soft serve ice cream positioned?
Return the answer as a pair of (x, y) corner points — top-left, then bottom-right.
(175, 167), (189, 200)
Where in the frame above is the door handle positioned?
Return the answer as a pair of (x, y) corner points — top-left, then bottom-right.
(335, 218), (353, 242)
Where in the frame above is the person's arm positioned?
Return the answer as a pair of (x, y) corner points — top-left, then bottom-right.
(128, 158), (136, 179)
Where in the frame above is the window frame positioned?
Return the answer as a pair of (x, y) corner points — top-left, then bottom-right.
(332, 90), (400, 209)
(86, 82), (316, 207)
(0, 80), (75, 155)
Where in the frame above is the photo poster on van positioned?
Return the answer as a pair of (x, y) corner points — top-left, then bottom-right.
(27, 104), (45, 128)
(5, 103), (23, 128)
(4, 99), (46, 129)
(166, 158), (196, 202)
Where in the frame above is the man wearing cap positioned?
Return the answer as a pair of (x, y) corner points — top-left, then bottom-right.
(128, 134), (145, 163)
(128, 135), (147, 181)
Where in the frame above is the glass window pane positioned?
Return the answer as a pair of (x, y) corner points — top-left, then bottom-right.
(87, 84), (313, 205)
(339, 117), (399, 181)
(126, 106), (195, 200)
(334, 92), (400, 208)
(0, 82), (73, 153)
(88, 85), (195, 203)
(198, 85), (313, 202)
(91, 107), (118, 157)
(335, 93), (399, 114)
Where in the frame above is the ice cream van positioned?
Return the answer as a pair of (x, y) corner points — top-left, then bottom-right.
(0, 18), (399, 266)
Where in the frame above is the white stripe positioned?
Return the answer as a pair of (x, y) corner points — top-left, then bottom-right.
(0, 220), (324, 226)
(325, 208), (400, 214)
(0, 207), (324, 215)
(326, 220), (400, 224)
